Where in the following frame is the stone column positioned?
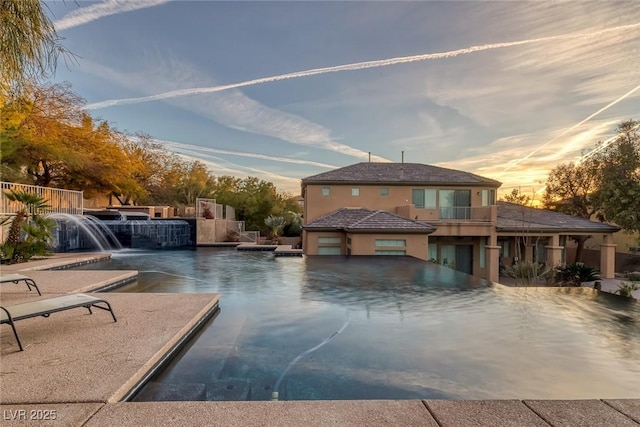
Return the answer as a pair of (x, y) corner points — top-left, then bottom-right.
(600, 234), (616, 279)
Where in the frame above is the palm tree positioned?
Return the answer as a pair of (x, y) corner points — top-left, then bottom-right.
(264, 215), (287, 244)
(1, 189), (54, 263)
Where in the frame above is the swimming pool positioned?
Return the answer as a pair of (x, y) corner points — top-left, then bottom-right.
(74, 248), (640, 401)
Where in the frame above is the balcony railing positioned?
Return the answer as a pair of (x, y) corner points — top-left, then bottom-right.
(1, 182), (83, 215)
(397, 205), (494, 223)
(438, 206), (492, 221)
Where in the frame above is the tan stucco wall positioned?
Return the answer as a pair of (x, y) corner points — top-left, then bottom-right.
(303, 231), (345, 255)
(304, 184), (497, 223)
(347, 233), (429, 260)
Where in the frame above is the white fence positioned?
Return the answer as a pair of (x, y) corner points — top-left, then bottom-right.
(1, 182), (83, 215)
(196, 198), (224, 219)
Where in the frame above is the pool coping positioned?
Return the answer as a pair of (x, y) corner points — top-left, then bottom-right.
(0, 253), (639, 426)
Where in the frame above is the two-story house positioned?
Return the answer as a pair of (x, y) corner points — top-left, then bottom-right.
(301, 162), (619, 283)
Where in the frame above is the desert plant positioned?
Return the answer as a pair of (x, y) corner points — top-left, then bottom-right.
(627, 272), (640, 282)
(616, 281), (639, 298)
(1, 190), (54, 264)
(554, 262), (600, 286)
(503, 261), (552, 285)
(264, 215), (287, 243)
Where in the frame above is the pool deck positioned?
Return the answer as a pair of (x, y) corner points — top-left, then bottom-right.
(1, 254), (639, 426)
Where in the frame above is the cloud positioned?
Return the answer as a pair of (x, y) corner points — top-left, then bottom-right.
(54, 0), (170, 31)
(499, 82), (640, 176)
(84, 21), (640, 110)
(82, 54), (388, 162)
(156, 139), (339, 169)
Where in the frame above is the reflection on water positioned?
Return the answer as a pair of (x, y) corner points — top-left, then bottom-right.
(74, 248), (640, 401)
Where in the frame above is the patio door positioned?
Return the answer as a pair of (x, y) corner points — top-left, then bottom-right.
(439, 190), (471, 219)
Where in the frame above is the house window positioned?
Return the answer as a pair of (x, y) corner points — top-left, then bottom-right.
(380, 187), (389, 196)
(439, 189), (470, 219)
(428, 243), (438, 262)
(500, 240), (510, 257)
(322, 187), (330, 196)
(479, 238), (487, 268)
(412, 189), (436, 208)
(375, 250), (406, 256)
(318, 237), (341, 244)
(481, 189), (496, 206)
(375, 239), (406, 247)
(318, 247), (342, 255)
(352, 187), (360, 196)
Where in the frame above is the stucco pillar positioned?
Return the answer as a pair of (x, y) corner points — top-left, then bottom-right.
(524, 238), (534, 263)
(600, 234), (616, 279)
(485, 245), (501, 283)
(545, 234), (563, 268)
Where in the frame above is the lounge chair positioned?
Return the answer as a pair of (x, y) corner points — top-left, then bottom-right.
(0, 274), (42, 295)
(0, 294), (117, 351)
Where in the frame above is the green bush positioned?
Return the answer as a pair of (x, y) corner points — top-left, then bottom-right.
(503, 261), (552, 285)
(554, 262), (600, 286)
(627, 272), (640, 281)
(617, 281), (639, 298)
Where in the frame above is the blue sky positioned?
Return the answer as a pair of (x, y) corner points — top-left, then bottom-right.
(45, 1), (640, 197)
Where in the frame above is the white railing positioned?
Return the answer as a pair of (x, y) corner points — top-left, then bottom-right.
(225, 205), (236, 220)
(1, 182), (83, 215)
(196, 198), (224, 219)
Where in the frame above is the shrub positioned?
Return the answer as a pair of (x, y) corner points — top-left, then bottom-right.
(554, 262), (600, 286)
(503, 261), (552, 285)
(616, 281), (639, 298)
(627, 272), (640, 281)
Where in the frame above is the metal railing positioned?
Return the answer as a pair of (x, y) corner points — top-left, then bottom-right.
(195, 198), (224, 219)
(437, 206), (492, 222)
(1, 182), (83, 215)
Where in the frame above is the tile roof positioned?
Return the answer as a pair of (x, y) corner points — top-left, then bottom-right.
(304, 208), (436, 234)
(496, 202), (621, 233)
(302, 162), (501, 186)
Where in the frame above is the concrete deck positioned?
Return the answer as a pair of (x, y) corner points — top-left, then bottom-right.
(0, 254), (639, 426)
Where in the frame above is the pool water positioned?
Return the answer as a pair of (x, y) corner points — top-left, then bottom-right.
(74, 248), (640, 401)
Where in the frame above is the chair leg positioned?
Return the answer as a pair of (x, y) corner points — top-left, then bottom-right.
(1, 307), (23, 351)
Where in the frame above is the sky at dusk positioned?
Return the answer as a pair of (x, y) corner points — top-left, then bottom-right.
(45, 1), (640, 197)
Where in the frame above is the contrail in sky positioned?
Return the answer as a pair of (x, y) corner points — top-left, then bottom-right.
(578, 121), (640, 163)
(499, 82), (640, 176)
(54, 0), (171, 31)
(157, 139), (338, 169)
(85, 22), (640, 110)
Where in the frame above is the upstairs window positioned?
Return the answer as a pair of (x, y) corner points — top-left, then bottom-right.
(322, 187), (330, 196)
(380, 187), (389, 196)
(352, 187), (360, 196)
(412, 189), (436, 208)
(481, 189), (496, 206)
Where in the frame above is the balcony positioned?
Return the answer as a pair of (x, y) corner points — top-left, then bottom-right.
(396, 205), (496, 223)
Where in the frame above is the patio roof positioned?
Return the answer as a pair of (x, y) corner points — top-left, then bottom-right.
(496, 202), (621, 234)
(303, 208), (436, 234)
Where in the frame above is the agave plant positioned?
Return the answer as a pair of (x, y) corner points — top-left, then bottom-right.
(1, 190), (54, 264)
(554, 262), (600, 287)
(616, 281), (639, 298)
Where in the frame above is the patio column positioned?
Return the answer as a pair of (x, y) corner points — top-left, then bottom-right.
(485, 245), (501, 283)
(545, 234), (564, 268)
(600, 234), (616, 279)
(524, 238), (534, 263)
